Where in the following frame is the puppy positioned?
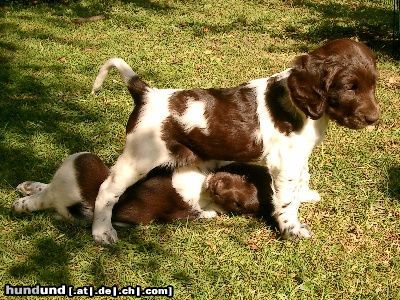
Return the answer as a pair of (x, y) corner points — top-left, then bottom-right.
(12, 153), (263, 226)
(88, 39), (379, 244)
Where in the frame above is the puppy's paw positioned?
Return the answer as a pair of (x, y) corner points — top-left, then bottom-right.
(12, 197), (31, 213)
(92, 226), (119, 245)
(299, 189), (321, 203)
(281, 223), (312, 240)
(16, 181), (47, 196)
(198, 210), (218, 219)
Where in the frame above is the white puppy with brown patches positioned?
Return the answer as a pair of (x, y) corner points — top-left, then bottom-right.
(90, 39), (379, 244)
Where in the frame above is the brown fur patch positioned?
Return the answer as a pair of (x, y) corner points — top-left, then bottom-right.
(265, 77), (304, 135)
(127, 76), (148, 103)
(71, 155), (274, 225)
(111, 167), (196, 224)
(126, 106), (142, 135)
(126, 77), (148, 134)
(162, 85), (263, 162)
(74, 153), (110, 204)
(207, 171), (259, 214)
(209, 163), (274, 221)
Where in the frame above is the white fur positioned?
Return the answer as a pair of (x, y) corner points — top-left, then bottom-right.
(173, 100), (209, 135)
(91, 88), (178, 243)
(180, 72), (327, 237)
(91, 58), (137, 94)
(172, 166), (207, 209)
(171, 165), (218, 218)
(126, 88), (174, 169)
(247, 77), (277, 156)
(254, 72), (327, 237)
(16, 181), (48, 196)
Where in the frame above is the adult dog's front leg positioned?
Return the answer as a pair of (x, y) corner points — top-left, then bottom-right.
(268, 155), (312, 239)
(92, 152), (161, 244)
(299, 164), (321, 203)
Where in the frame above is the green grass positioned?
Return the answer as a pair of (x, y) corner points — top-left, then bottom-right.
(1, 0), (399, 299)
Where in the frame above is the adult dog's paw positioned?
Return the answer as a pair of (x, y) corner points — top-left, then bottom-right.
(92, 226), (119, 245)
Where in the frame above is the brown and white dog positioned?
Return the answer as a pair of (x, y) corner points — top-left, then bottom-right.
(12, 153), (266, 225)
(86, 39), (379, 244)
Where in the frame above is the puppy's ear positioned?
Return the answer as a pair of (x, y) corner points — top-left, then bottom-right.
(206, 172), (229, 196)
(287, 54), (328, 120)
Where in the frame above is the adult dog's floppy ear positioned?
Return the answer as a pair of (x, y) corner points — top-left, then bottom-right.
(287, 54), (328, 120)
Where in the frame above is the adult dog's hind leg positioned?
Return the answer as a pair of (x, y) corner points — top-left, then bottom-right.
(92, 150), (170, 244)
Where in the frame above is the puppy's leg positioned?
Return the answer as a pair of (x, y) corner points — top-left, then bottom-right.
(13, 152), (90, 219)
(17, 181), (48, 196)
(298, 164), (321, 203)
(198, 210), (218, 219)
(268, 153), (312, 239)
(12, 189), (53, 213)
(53, 205), (75, 220)
(12, 190), (74, 220)
(13, 182), (70, 217)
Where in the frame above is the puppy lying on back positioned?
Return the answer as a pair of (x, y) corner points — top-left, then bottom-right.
(12, 153), (269, 226)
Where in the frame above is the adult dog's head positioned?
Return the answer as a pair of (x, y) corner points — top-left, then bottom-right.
(288, 39), (379, 129)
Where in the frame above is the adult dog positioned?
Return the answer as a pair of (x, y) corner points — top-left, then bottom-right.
(91, 39), (379, 244)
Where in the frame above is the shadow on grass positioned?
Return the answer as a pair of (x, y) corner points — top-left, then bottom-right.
(0, 65), (99, 185)
(178, 15), (270, 37)
(288, 0), (396, 58)
(6, 202), (222, 287)
(0, 16), (105, 186)
(0, 0), (176, 190)
(9, 236), (73, 284)
(6, 208), (182, 286)
(0, 0), (174, 17)
(4, 208), (85, 284)
(388, 167), (400, 200)
(0, 3), (222, 288)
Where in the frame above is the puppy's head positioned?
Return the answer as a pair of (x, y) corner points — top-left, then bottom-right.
(206, 172), (259, 215)
(288, 39), (379, 129)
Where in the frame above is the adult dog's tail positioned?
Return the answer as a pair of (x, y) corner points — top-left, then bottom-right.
(91, 57), (149, 103)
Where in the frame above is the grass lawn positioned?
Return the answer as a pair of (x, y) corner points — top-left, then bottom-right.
(1, 0), (399, 299)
